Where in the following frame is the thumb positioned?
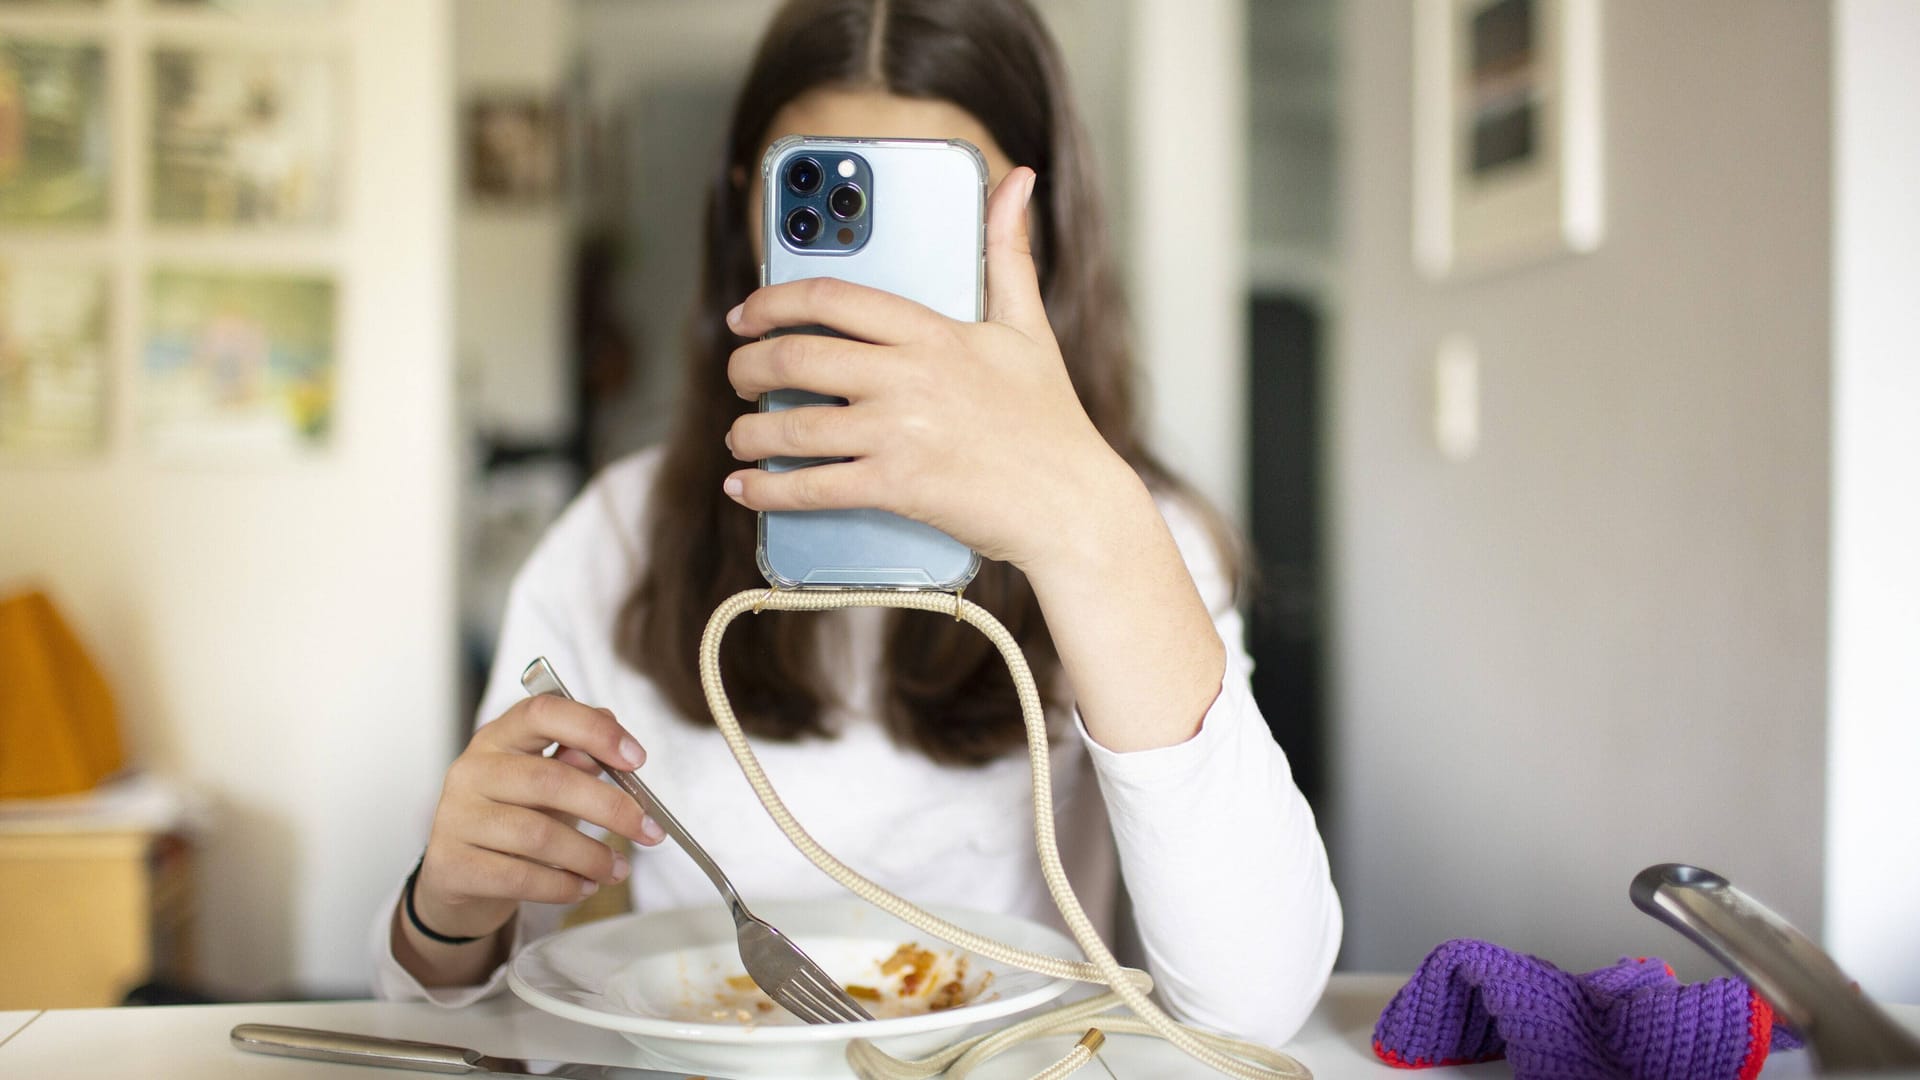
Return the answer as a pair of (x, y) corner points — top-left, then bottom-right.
(984, 167), (1047, 337)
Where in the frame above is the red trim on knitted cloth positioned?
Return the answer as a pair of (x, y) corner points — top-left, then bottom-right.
(1633, 956), (1679, 978)
(1373, 1040), (1505, 1069)
(1737, 992), (1775, 1080)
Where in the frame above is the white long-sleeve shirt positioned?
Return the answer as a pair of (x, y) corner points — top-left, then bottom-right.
(369, 448), (1340, 1046)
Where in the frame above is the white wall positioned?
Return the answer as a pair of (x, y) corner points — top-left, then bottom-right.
(1825, 0), (1920, 1003)
(0, 0), (456, 995)
(456, 0), (575, 443)
(1126, 0), (1249, 524)
(1333, 0), (1831, 975)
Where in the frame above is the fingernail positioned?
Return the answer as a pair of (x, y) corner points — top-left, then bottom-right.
(723, 430), (733, 453)
(642, 816), (666, 843)
(726, 303), (745, 328)
(723, 476), (745, 498)
(610, 854), (630, 883)
(580, 880), (600, 898)
(1020, 170), (1037, 209)
(618, 737), (643, 769)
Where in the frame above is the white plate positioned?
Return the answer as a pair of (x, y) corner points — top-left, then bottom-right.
(508, 898), (1079, 1079)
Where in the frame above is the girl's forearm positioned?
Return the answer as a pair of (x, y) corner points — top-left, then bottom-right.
(1022, 464), (1227, 752)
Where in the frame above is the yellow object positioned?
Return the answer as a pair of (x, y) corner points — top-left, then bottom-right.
(0, 589), (126, 798)
(0, 828), (196, 1008)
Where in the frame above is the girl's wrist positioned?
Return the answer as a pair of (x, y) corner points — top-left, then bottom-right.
(1018, 452), (1158, 589)
(409, 866), (514, 943)
(390, 893), (515, 988)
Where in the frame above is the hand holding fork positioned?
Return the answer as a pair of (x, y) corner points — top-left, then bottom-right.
(519, 657), (873, 1025)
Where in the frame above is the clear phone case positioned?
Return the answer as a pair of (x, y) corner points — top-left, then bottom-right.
(755, 136), (986, 591)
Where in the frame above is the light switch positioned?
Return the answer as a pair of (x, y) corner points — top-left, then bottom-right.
(1434, 333), (1480, 461)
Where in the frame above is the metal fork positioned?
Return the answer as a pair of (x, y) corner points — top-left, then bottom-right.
(520, 656), (875, 1025)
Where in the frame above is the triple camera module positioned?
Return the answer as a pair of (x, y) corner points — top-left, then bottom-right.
(778, 151), (871, 254)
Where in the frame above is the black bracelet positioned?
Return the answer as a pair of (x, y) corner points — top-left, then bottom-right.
(403, 856), (484, 945)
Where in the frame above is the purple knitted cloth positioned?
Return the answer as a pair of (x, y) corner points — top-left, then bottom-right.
(1374, 939), (1801, 1079)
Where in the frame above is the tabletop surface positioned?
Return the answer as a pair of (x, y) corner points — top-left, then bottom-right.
(1, 974), (1909, 1079)
(0, 1010), (39, 1046)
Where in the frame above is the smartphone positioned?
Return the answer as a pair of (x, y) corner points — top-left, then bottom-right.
(755, 135), (985, 591)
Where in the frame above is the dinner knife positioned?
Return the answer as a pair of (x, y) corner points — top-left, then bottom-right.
(230, 1024), (737, 1079)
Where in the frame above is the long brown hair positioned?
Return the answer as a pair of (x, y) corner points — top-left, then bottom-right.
(619, 0), (1227, 766)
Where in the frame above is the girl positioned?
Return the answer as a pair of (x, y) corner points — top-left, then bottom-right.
(372, 0), (1340, 1047)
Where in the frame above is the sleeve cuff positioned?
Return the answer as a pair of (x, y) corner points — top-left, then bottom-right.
(1073, 673), (1254, 794)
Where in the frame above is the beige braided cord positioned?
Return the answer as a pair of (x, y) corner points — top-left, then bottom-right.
(697, 589), (1311, 1080)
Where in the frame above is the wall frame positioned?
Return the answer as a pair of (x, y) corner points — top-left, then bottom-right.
(1412, 0), (1603, 279)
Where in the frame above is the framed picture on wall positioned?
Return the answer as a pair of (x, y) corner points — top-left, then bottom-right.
(0, 262), (109, 455)
(149, 46), (339, 226)
(1412, 0), (1603, 279)
(0, 40), (110, 225)
(463, 95), (564, 206)
(141, 268), (336, 455)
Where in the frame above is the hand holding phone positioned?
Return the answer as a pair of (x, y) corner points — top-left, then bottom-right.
(727, 155), (1124, 584)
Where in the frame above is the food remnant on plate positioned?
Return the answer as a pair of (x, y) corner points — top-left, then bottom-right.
(929, 966), (989, 1012)
(675, 942), (996, 1025)
(876, 942), (992, 1012)
(881, 943), (940, 996)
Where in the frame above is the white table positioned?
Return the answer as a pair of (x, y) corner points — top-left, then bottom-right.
(0, 1010), (41, 1047)
(0, 975), (1907, 1078)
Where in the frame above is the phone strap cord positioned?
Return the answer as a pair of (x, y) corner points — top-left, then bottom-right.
(698, 588), (1311, 1080)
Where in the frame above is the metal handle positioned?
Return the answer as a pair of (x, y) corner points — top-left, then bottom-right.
(231, 1024), (480, 1073)
(520, 657), (748, 916)
(1631, 863), (1920, 1072)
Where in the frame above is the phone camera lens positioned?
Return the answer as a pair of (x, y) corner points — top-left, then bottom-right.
(827, 183), (865, 220)
(785, 207), (823, 246)
(785, 157), (823, 195)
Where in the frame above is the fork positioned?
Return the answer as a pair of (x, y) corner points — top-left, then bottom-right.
(519, 656), (875, 1025)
